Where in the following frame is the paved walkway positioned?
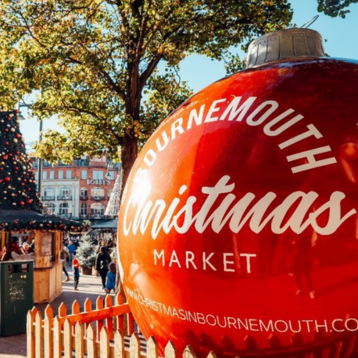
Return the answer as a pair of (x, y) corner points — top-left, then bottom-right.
(0, 268), (108, 358)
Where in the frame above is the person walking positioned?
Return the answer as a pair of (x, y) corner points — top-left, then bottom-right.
(60, 244), (70, 282)
(95, 246), (111, 289)
(67, 240), (76, 268)
(73, 254), (80, 290)
(96, 240), (109, 255)
(104, 262), (116, 294)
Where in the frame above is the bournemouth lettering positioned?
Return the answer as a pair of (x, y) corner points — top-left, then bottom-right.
(143, 96), (337, 174)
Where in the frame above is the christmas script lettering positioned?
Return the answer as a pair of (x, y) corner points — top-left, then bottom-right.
(123, 175), (356, 240)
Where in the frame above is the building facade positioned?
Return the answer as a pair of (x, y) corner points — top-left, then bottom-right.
(31, 155), (121, 220)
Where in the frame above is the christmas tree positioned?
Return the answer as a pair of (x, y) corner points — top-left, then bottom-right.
(0, 110), (42, 211)
(0, 109), (89, 232)
(76, 233), (97, 268)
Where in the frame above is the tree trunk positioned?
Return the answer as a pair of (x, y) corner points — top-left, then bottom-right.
(121, 132), (138, 193)
(115, 65), (141, 295)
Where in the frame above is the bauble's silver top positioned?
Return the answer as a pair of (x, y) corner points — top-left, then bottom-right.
(246, 28), (325, 68)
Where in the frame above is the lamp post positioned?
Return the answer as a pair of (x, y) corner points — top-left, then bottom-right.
(37, 119), (43, 205)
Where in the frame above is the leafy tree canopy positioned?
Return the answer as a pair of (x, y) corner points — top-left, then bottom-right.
(0, 0), (293, 185)
(317, 0), (358, 18)
(0, 0), (353, 186)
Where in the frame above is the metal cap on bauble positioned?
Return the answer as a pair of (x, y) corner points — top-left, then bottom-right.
(246, 27), (325, 68)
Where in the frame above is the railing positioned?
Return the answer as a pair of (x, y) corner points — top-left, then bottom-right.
(27, 293), (138, 358)
(78, 214), (117, 220)
(27, 294), (358, 358)
(42, 196), (56, 201)
(91, 196), (105, 201)
(57, 195), (73, 200)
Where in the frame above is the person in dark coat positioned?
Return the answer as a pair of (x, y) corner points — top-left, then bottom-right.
(95, 246), (111, 289)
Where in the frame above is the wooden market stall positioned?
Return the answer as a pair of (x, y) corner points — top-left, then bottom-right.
(0, 210), (89, 303)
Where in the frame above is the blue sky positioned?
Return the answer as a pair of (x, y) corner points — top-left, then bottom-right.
(20, 0), (358, 144)
(178, 0), (358, 93)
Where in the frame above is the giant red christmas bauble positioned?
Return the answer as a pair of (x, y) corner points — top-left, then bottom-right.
(118, 30), (358, 357)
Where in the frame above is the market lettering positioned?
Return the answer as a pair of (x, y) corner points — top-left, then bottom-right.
(144, 96), (337, 173)
(123, 175), (356, 240)
(154, 249), (257, 273)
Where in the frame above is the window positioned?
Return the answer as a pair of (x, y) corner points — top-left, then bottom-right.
(91, 187), (104, 198)
(80, 188), (88, 198)
(91, 203), (105, 217)
(59, 203), (69, 216)
(80, 203), (88, 216)
(58, 170), (64, 179)
(46, 203), (56, 215)
(49, 171), (55, 179)
(44, 187), (55, 199)
(59, 187), (72, 199)
(81, 170), (87, 179)
(93, 170), (104, 180)
(42, 171), (48, 180)
(66, 170), (72, 179)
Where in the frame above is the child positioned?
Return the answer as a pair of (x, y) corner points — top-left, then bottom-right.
(72, 254), (80, 290)
(104, 262), (116, 293)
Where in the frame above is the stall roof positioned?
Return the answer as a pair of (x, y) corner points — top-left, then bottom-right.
(90, 219), (118, 230)
(0, 210), (90, 232)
